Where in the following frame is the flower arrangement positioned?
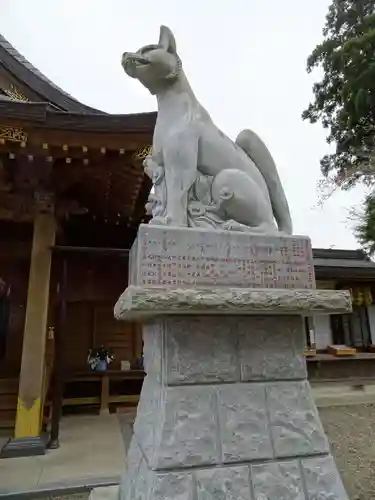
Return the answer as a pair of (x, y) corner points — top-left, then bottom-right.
(87, 345), (114, 372)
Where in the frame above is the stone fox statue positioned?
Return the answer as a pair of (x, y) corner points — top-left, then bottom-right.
(122, 26), (293, 235)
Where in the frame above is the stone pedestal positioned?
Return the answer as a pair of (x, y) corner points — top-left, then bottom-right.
(117, 313), (350, 500)
(113, 226), (351, 500)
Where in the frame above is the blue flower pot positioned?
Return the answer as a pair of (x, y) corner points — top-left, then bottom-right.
(94, 360), (108, 372)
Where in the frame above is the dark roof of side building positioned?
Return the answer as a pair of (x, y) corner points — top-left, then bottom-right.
(313, 248), (375, 280)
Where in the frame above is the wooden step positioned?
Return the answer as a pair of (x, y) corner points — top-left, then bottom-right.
(0, 378), (19, 394)
(0, 409), (16, 429)
(0, 394), (17, 410)
(0, 378), (19, 429)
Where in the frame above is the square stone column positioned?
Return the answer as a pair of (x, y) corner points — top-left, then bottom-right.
(111, 226), (351, 500)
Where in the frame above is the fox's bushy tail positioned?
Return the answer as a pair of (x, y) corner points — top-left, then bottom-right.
(235, 129), (292, 234)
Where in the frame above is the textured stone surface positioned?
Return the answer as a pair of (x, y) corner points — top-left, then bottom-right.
(156, 385), (220, 469)
(196, 467), (251, 500)
(238, 315), (306, 380)
(114, 286), (351, 321)
(302, 455), (349, 499)
(95, 453), (353, 500)
(120, 439), (142, 497)
(217, 384), (273, 462)
(130, 379), (332, 472)
(251, 461), (304, 500)
(130, 456), (152, 500)
(141, 316), (308, 385)
(129, 225), (313, 289)
(127, 440), (142, 475)
(163, 317), (240, 384)
(267, 381), (329, 458)
(153, 472), (194, 500)
(142, 322), (163, 378)
(132, 376), (161, 466)
(119, 440), (142, 500)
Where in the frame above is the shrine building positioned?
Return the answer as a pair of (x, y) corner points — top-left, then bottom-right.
(0, 32), (155, 457)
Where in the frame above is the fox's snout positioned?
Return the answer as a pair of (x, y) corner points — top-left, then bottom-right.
(121, 26), (179, 93)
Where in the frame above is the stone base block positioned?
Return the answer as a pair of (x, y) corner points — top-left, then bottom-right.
(89, 485), (119, 500)
(134, 377), (329, 470)
(121, 441), (347, 500)
(117, 314), (349, 499)
(0, 436), (46, 458)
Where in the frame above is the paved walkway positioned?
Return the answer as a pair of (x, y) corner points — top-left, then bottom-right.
(0, 413), (133, 496)
(0, 386), (373, 497)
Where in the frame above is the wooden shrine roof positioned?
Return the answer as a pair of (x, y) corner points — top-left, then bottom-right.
(0, 98), (156, 133)
(0, 33), (104, 113)
(0, 32), (157, 225)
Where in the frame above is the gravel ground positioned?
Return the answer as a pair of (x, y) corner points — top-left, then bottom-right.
(36, 404), (375, 500)
(320, 403), (375, 500)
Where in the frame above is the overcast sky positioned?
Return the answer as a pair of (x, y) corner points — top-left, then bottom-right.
(1, 0), (368, 249)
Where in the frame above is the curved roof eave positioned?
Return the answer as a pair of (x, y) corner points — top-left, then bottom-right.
(0, 97), (157, 133)
(0, 33), (107, 115)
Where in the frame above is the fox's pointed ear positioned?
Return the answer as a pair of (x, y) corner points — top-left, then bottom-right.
(158, 25), (177, 54)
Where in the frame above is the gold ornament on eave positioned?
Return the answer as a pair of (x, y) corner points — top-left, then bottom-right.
(0, 125), (28, 143)
(350, 287), (373, 307)
(133, 145), (152, 161)
(4, 85), (29, 102)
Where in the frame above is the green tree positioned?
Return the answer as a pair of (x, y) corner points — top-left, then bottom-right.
(303, 0), (375, 190)
(354, 193), (375, 254)
(303, 0), (375, 253)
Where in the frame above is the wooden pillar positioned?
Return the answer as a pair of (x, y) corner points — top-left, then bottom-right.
(2, 212), (56, 457)
(48, 256), (67, 449)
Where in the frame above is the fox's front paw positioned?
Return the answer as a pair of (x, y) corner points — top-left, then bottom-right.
(149, 216), (170, 226)
(222, 219), (246, 232)
(222, 219), (235, 230)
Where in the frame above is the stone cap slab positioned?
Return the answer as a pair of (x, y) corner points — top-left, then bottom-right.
(114, 286), (351, 321)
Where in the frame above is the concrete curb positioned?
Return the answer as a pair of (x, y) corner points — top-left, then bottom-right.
(312, 383), (375, 408)
(0, 475), (120, 499)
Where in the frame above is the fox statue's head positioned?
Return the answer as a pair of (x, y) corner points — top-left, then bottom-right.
(121, 26), (182, 95)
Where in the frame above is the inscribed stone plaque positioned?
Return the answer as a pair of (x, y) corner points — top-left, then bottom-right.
(129, 225), (315, 289)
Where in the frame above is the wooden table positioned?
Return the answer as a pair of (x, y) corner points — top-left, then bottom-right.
(64, 370), (145, 413)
